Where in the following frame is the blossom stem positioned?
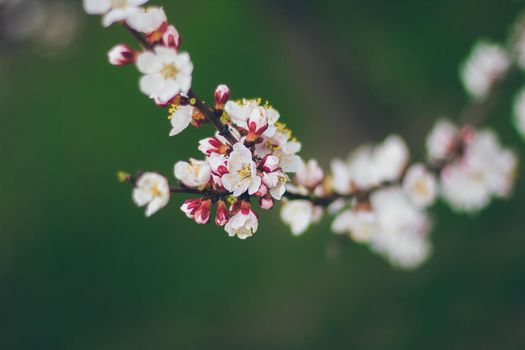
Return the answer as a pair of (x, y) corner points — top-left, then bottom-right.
(458, 69), (515, 126)
(188, 90), (239, 145)
(123, 24), (239, 145)
(123, 23), (154, 50)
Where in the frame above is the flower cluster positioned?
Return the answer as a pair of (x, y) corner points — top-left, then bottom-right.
(460, 41), (510, 100)
(84, 1), (522, 269)
(429, 121), (518, 213)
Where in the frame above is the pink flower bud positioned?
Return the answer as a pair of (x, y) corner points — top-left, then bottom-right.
(194, 199), (212, 224)
(209, 153), (229, 176)
(231, 200), (255, 216)
(260, 155), (280, 173)
(107, 44), (135, 66)
(214, 84), (230, 109)
(295, 159), (324, 189)
(215, 200), (230, 226)
(162, 25), (181, 50)
(181, 198), (202, 219)
(260, 196), (274, 210)
(254, 183), (268, 197)
(198, 137), (229, 156)
(246, 108), (269, 141)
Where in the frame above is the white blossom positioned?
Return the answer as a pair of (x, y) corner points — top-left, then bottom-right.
(174, 158), (211, 189)
(330, 135), (409, 193)
(254, 128), (303, 173)
(136, 46), (193, 104)
(262, 170), (288, 200)
(332, 210), (379, 243)
(126, 6), (166, 33)
(225, 99), (280, 138)
(403, 164), (437, 208)
(513, 87), (525, 140)
(369, 187), (432, 269)
(132, 172), (170, 217)
(107, 44), (135, 66)
(169, 105), (194, 136)
(441, 129), (518, 212)
(460, 41), (510, 100)
(162, 25), (181, 49)
(280, 200), (322, 236)
(426, 119), (458, 161)
(221, 143), (262, 197)
(295, 159), (324, 189)
(330, 187), (432, 269)
(372, 135), (409, 183)
(225, 203), (258, 239)
(83, 0), (148, 27)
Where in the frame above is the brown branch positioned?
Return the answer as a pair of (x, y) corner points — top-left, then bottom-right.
(118, 13), (508, 211)
(123, 23), (154, 50)
(188, 90), (239, 145)
(458, 67), (516, 126)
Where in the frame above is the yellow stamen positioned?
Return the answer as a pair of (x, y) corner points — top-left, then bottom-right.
(160, 64), (178, 80)
(414, 181), (429, 197)
(150, 185), (162, 197)
(111, 0), (127, 8)
(239, 165), (252, 180)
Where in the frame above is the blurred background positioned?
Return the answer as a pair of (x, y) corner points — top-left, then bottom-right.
(1, 0), (525, 349)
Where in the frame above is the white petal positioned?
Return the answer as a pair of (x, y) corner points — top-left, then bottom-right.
(159, 80), (181, 103)
(233, 180), (250, 197)
(169, 107), (193, 136)
(127, 7), (166, 33)
(83, 0), (111, 14)
(248, 176), (262, 195)
(102, 8), (137, 27)
(139, 74), (163, 97)
(129, 0), (149, 5)
(221, 173), (238, 193)
(132, 188), (151, 207)
(136, 51), (162, 74)
(145, 197), (163, 217)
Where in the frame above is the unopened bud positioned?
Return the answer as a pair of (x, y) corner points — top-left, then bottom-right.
(254, 183), (268, 197)
(194, 199), (212, 224)
(162, 25), (181, 49)
(181, 198), (203, 219)
(215, 200), (230, 226)
(117, 171), (131, 183)
(260, 196), (274, 210)
(214, 84), (230, 109)
(260, 155), (280, 173)
(108, 44), (135, 66)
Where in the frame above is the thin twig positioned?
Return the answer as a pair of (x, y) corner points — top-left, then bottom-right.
(120, 19), (507, 209)
(123, 24), (239, 145)
(188, 90), (239, 145)
(123, 24), (154, 50)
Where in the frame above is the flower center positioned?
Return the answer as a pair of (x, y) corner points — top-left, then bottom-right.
(111, 0), (128, 8)
(414, 181), (429, 197)
(239, 165), (252, 180)
(150, 185), (162, 197)
(161, 64), (179, 80)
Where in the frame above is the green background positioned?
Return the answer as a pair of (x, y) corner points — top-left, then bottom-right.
(1, 0), (525, 349)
